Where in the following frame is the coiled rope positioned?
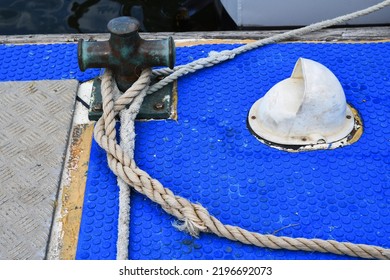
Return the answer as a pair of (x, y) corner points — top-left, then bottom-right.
(94, 0), (390, 259)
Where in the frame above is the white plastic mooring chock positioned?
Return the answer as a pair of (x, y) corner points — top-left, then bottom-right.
(248, 58), (362, 151)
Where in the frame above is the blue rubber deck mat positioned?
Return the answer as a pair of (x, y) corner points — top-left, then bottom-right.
(76, 42), (390, 260)
(0, 43), (99, 82)
(1, 41), (388, 260)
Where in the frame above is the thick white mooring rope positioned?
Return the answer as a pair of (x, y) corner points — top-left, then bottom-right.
(98, 69), (151, 260)
(116, 79), (151, 260)
(96, 0), (390, 259)
(97, 69), (390, 260)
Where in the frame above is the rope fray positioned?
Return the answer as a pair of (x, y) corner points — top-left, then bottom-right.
(173, 218), (207, 237)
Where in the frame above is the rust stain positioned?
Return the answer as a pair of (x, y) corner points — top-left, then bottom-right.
(59, 123), (94, 260)
(170, 81), (178, 121)
(348, 106), (363, 145)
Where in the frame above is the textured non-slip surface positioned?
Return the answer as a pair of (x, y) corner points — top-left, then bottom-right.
(0, 43), (99, 83)
(77, 42), (390, 260)
(0, 80), (78, 259)
(0, 43), (97, 259)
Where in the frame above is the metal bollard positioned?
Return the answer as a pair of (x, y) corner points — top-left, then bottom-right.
(78, 16), (175, 92)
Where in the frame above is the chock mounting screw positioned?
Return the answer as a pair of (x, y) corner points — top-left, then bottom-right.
(154, 102), (165, 110)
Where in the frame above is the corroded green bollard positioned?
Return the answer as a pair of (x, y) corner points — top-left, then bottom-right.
(78, 16), (175, 92)
(78, 16), (176, 120)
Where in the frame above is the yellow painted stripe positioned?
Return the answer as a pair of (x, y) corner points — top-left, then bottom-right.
(59, 123), (94, 260)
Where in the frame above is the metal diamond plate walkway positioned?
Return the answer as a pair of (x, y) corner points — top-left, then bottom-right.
(0, 80), (78, 259)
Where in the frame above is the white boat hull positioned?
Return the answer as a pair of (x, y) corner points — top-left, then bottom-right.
(220, 0), (390, 27)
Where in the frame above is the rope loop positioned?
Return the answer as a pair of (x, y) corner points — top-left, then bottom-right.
(93, 0), (390, 260)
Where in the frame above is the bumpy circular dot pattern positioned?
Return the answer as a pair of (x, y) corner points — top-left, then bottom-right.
(75, 42), (390, 260)
(0, 43), (100, 82)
